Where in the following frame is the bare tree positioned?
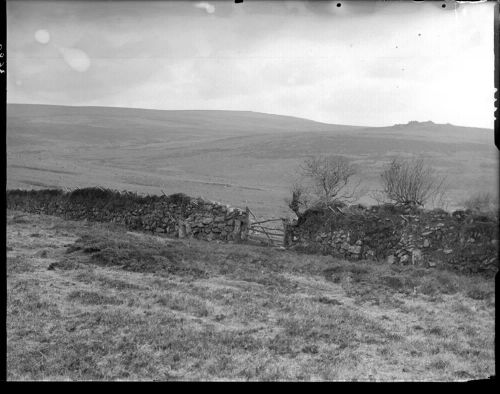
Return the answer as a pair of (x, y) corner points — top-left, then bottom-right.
(380, 157), (447, 208)
(286, 156), (359, 216)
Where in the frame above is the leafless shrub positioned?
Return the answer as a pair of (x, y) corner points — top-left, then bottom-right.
(461, 192), (499, 215)
(368, 189), (388, 206)
(285, 182), (311, 218)
(380, 157), (448, 208)
(286, 156), (360, 216)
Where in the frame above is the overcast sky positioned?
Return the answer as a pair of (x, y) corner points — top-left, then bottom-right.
(7, 0), (495, 128)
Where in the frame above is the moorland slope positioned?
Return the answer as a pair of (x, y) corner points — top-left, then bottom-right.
(7, 104), (497, 218)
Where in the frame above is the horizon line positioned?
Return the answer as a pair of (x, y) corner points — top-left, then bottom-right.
(6, 102), (493, 130)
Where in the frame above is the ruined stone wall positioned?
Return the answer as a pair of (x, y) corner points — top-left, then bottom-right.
(285, 205), (498, 276)
(6, 188), (250, 242)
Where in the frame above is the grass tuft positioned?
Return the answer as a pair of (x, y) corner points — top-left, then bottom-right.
(67, 290), (123, 305)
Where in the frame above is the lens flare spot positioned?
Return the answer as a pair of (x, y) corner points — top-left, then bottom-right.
(195, 2), (215, 14)
(34, 29), (50, 44)
(59, 47), (91, 72)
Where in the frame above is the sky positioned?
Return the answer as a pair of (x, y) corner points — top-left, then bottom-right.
(6, 0), (496, 128)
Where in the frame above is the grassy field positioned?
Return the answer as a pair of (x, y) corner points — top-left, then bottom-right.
(7, 210), (495, 381)
(7, 104), (498, 219)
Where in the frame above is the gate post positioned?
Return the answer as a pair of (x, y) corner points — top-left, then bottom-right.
(240, 207), (250, 241)
(283, 218), (292, 247)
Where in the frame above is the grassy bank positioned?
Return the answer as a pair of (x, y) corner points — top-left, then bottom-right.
(7, 210), (495, 381)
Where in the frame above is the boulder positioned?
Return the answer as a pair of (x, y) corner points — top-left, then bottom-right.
(411, 249), (423, 265)
(348, 245), (362, 255)
(400, 254), (409, 264)
(178, 224), (186, 238)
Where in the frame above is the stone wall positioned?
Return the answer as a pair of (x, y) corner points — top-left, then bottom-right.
(285, 204), (498, 276)
(6, 188), (250, 242)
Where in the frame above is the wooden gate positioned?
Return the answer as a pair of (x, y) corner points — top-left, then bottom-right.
(247, 208), (286, 246)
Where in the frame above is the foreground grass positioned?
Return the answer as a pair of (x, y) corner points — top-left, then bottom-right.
(7, 210), (495, 381)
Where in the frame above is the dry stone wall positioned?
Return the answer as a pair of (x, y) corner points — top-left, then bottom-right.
(6, 188), (250, 242)
(285, 204), (499, 276)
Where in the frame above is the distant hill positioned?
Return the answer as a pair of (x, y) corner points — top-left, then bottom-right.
(6, 104), (498, 217)
(7, 103), (492, 142)
(7, 103), (362, 143)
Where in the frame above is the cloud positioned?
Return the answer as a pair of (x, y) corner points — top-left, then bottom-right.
(195, 2), (215, 14)
(6, 0), (495, 128)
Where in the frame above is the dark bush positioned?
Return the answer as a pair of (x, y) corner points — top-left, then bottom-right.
(68, 187), (117, 201)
